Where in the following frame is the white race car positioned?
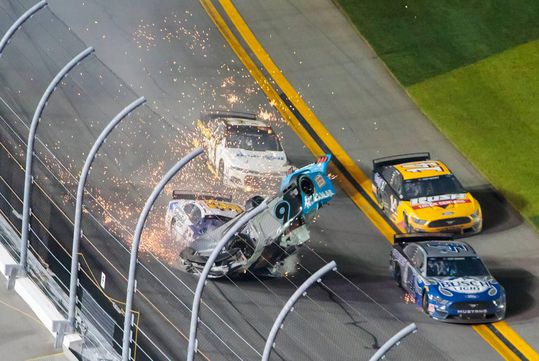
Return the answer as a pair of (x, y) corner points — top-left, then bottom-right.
(165, 191), (244, 244)
(197, 111), (291, 191)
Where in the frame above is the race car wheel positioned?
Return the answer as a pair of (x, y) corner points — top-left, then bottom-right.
(392, 263), (401, 287)
(245, 195), (264, 210)
(299, 176), (315, 196)
(422, 291), (429, 314)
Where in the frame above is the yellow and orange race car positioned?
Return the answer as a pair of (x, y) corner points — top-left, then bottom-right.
(372, 153), (482, 235)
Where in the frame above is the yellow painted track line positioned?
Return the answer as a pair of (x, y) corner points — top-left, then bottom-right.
(474, 324), (521, 361)
(493, 322), (539, 360)
(200, 0), (395, 242)
(203, 0), (539, 359)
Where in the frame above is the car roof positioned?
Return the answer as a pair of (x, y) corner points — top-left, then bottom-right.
(416, 240), (477, 258)
(393, 160), (452, 180)
(223, 117), (269, 127)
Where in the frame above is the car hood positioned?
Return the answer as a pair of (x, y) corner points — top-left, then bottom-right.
(430, 276), (503, 301)
(407, 193), (479, 219)
(223, 148), (288, 173)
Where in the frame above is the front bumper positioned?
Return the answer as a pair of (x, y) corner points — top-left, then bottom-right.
(428, 301), (505, 324)
(409, 218), (482, 236)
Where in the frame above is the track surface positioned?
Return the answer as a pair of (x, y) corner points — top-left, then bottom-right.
(0, 0), (537, 360)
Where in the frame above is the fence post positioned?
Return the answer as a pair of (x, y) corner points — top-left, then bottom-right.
(5, 46), (94, 289)
(186, 200), (269, 361)
(261, 261), (337, 361)
(121, 148), (203, 361)
(67, 96), (146, 330)
(368, 323), (417, 361)
(0, 0), (47, 56)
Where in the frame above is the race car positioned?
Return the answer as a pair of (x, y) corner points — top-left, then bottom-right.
(390, 233), (506, 323)
(165, 192), (244, 244)
(196, 111), (291, 191)
(176, 155), (336, 278)
(372, 153), (482, 235)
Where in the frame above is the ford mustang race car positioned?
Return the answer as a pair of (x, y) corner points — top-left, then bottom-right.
(372, 153), (482, 235)
(165, 192), (244, 243)
(197, 111), (291, 191)
(175, 155), (336, 278)
(390, 234), (506, 323)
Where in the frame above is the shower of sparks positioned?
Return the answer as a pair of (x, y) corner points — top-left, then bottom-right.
(403, 292), (415, 304)
(0, 10), (299, 272)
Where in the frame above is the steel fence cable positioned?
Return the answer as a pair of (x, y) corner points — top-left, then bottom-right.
(0, 110), (261, 358)
(0, 184), (167, 361)
(0, 122), (247, 360)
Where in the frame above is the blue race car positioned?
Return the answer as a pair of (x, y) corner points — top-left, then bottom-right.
(178, 155), (336, 278)
(390, 233), (506, 323)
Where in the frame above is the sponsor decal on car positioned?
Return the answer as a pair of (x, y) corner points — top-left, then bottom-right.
(304, 189), (335, 209)
(410, 193), (470, 209)
(438, 277), (494, 294)
(315, 174), (326, 187)
(401, 162), (443, 173)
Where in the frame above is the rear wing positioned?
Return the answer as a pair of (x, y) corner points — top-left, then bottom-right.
(394, 233), (454, 245)
(200, 111), (257, 121)
(373, 152), (430, 172)
(172, 190), (232, 203)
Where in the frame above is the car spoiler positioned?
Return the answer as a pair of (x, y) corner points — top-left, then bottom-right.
(372, 152), (430, 171)
(200, 111), (257, 121)
(394, 233), (454, 245)
(172, 190), (232, 202)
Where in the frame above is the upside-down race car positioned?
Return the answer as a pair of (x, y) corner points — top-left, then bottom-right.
(197, 111), (291, 191)
(372, 153), (482, 235)
(168, 155), (336, 278)
(390, 233), (506, 323)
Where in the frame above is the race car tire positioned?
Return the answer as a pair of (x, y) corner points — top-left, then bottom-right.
(299, 175), (315, 196)
(245, 195), (264, 210)
(422, 291), (429, 314)
(392, 263), (401, 287)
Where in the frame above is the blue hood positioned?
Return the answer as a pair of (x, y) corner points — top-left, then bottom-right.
(429, 276), (504, 302)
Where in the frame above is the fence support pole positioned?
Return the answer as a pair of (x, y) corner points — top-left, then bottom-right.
(121, 148), (203, 361)
(368, 323), (417, 361)
(5, 46), (94, 290)
(261, 260), (337, 361)
(67, 96), (146, 330)
(186, 199), (269, 361)
(0, 0), (47, 56)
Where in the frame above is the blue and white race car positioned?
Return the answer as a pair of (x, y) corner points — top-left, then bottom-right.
(390, 233), (506, 323)
(177, 155), (336, 278)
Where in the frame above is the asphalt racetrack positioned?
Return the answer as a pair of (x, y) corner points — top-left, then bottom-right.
(0, 0), (538, 360)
